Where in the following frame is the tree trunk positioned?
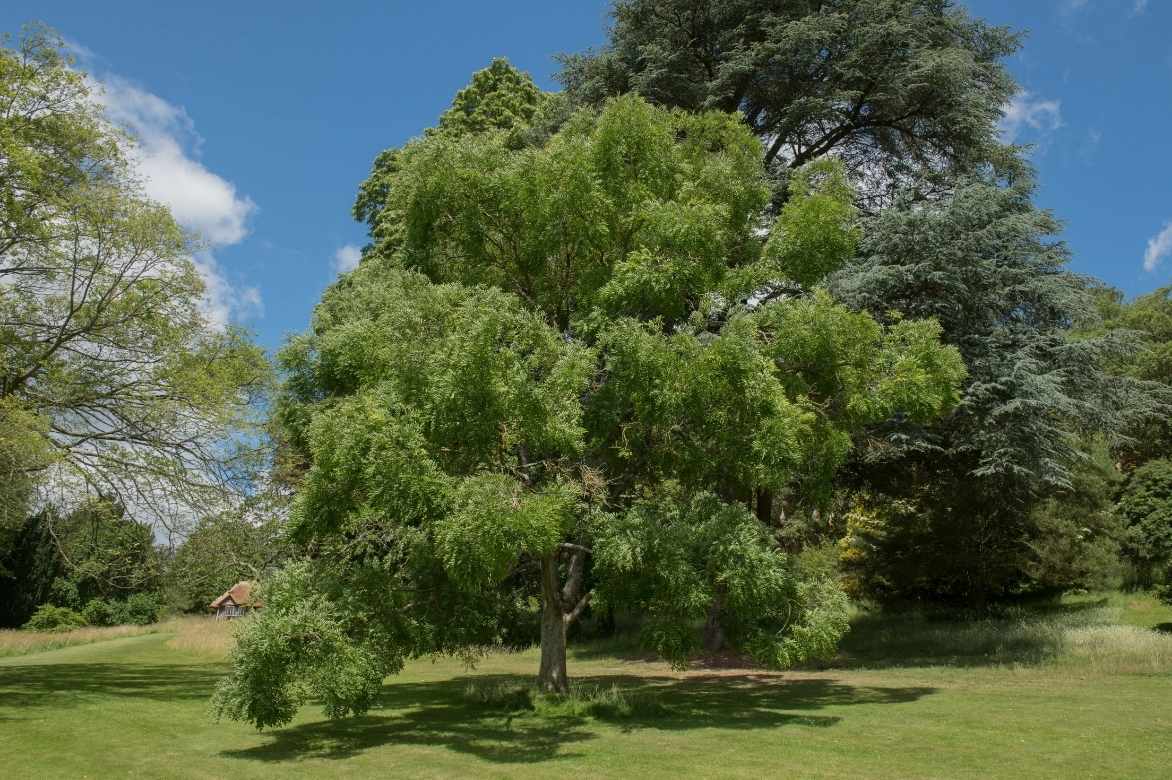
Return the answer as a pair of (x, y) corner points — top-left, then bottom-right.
(702, 592), (726, 654)
(755, 487), (773, 525)
(537, 554), (569, 693)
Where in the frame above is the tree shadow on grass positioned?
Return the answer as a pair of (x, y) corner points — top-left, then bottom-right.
(0, 662), (225, 711)
(221, 673), (934, 765)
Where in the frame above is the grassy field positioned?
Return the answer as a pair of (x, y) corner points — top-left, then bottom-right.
(0, 622), (162, 658)
(1, 594), (1170, 779)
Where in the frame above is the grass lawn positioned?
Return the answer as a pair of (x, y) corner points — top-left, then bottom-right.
(1, 595), (1170, 779)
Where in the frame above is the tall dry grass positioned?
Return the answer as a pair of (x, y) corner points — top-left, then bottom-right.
(163, 615), (239, 658)
(1061, 624), (1172, 675)
(837, 595), (1172, 675)
(0, 624), (159, 658)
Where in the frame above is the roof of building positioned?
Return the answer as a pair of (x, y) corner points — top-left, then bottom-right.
(209, 581), (260, 609)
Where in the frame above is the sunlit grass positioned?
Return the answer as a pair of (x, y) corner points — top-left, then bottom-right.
(833, 591), (1172, 675)
(3, 621), (1169, 778)
(1061, 624), (1172, 674)
(163, 614), (239, 657)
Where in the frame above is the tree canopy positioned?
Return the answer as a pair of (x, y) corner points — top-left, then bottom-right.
(558, 0), (1021, 202)
(832, 175), (1168, 601)
(214, 80), (963, 728)
(0, 27), (271, 534)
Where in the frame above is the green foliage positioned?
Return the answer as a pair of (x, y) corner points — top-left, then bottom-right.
(53, 500), (162, 603)
(1085, 286), (1172, 467)
(218, 87), (963, 727)
(23, 604), (86, 631)
(0, 510), (64, 626)
(831, 173), (1167, 602)
(353, 58), (552, 238)
(1117, 459), (1172, 583)
(0, 26), (272, 529)
(1024, 443), (1126, 593)
(590, 290), (962, 504)
(0, 399), (55, 529)
(79, 594), (165, 628)
(437, 57), (549, 138)
(49, 577), (81, 609)
(593, 489), (850, 668)
(437, 476), (578, 590)
(558, 0), (1020, 197)
(0, 499), (167, 627)
(760, 161), (859, 287)
(80, 599), (116, 627)
(212, 563), (401, 729)
(119, 592), (164, 625)
(841, 443), (1129, 603)
(382, 93), (768, 330)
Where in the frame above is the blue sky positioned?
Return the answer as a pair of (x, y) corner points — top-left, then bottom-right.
(3, 1), (1170, 350)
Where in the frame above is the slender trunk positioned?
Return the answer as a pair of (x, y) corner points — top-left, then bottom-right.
(537, 553), (569, 693)
(755, 488), (773, 525)
(702, 591), (726, 654)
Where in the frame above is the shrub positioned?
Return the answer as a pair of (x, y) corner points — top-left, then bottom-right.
(24, 604), (87, 631)
(81, 599), (116, 627)
(1158, 571), (1172, 605)
(79, 593), (163, 627)
(1118, 458), (1172, 585)
(123, 592), (163, 625)
(462, 679), (667, 719)
(49, 577), (81, 609)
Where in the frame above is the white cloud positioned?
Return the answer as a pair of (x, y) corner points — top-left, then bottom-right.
(83, 70), (260, 328)
(333, 244), (362, 274)
(999, 91), (1064, 144)
(193, 252), (264, 330)
(1063, 0), (1148, 18)
(1143, 222), (1172, 273)
(93, 76), (256, 247)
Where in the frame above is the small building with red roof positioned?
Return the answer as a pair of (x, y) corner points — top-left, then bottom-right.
(209, 581), (260, 620)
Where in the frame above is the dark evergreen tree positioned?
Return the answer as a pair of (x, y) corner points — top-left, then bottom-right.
(558, 0), (1020, 206)
(832, 175), (1168, 601)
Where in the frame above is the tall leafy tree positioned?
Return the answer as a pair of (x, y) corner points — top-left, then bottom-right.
(0, 27), (271, 534)
(1086, 286), (1172, 468)
(558, 0), (1020, 203)
(215, 82), (963, 728)
(0, 509), (63, 626)
(832, 175), (1168, 601)
(559, 2), (1170, 602)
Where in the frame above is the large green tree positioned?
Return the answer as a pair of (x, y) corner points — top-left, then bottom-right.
(1086, 286), (1172, 468)
(0, 27), (271, 534)
(558, 1), (1170, 602)
(214, 80), (963, 728)
(558, 0), (1020, 203)
(832, 175), (1167, 601)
